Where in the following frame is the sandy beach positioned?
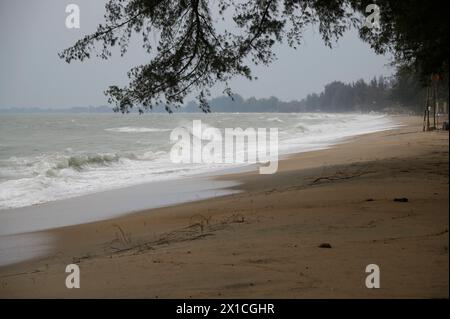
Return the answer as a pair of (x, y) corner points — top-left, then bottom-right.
(0, 116), (448, 298)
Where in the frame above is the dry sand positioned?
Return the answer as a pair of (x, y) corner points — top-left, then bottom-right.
(0, 116), (448, 298)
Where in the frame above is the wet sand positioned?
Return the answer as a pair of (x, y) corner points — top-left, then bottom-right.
(0, 116), (448, 298)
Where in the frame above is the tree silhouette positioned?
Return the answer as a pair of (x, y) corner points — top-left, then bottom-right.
(60, 0), (448, 113)
(358, 0), (449, 81)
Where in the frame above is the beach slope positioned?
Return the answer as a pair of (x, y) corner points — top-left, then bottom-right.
(0, 116), (448, 298)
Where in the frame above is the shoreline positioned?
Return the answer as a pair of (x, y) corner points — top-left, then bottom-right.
(0, 115), (448, 298)
(0, 114), (399, 265)
(0, 114), (399, 234)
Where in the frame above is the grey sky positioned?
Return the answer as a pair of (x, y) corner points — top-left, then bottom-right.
(0, 0), (393, 108)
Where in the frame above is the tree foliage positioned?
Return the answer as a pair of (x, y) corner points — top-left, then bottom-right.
(60, 0), (449, 113)
(59, 0), (359, 112)
(356, 0), (449, 81)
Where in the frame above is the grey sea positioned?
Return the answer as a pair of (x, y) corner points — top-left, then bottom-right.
(0, 112), (397, 210)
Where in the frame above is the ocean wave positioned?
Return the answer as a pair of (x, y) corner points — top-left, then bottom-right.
(267, 117), (284, 123)
(105, 127), (171, 133)
(295, 124), (309, 132)
(1, 153), (142, 182)
(54, 153), (127, 170)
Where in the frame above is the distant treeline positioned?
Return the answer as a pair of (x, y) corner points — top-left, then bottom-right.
(182, 69), (448, 114)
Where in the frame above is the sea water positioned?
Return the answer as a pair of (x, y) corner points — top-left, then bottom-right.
(0, 112), (398, 210)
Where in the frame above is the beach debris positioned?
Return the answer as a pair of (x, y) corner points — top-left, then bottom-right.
(318, 243), (332, 248)
(189, 214), (211, 233)
(112, 223), (131, 245)
(229, 213), (245, 223)
(393, 197), (409, 202)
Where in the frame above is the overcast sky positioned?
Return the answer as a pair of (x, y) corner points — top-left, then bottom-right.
(0, 0), (393, 108)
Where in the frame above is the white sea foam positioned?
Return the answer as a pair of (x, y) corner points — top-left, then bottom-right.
(267, 117), (284, 123)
